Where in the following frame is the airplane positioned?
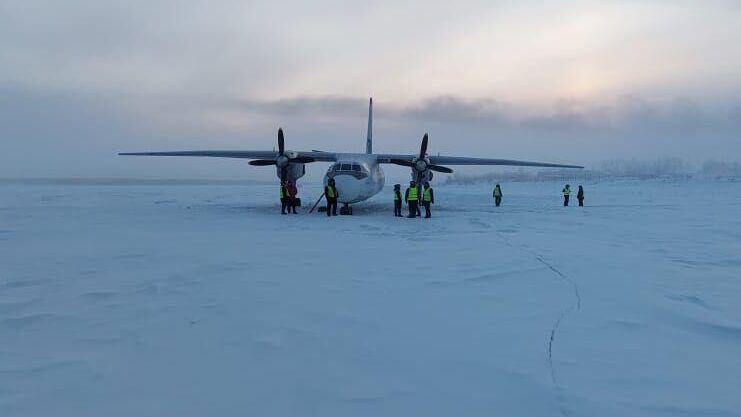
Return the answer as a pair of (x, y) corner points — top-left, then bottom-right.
(120, 98), (583, 215)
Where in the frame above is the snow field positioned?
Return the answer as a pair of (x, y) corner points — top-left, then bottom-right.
(1, 179), (740, 416)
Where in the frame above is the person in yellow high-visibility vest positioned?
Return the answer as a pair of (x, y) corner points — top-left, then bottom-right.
(493, 183), (503, 207)
(421, 182), (434, 218)
(393, 184), (402, 217)
(404, 181), (420, 218)
(324, 178), (339, 216)
(562, 184), (571, 206)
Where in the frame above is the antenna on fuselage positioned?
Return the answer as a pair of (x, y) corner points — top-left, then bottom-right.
(366, 97), (373, 154)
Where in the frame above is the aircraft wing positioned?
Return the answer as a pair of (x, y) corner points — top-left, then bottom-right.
(427, 156), (583, 168)
(375, 154), (583, 169)
(118, 150), (338, 162)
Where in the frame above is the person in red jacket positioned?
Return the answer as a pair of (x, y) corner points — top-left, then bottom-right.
(280, 181), (289, 215)
(286, 180), (298, 214)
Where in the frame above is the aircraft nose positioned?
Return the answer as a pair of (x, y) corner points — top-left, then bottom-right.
(332, 174), (361, 202)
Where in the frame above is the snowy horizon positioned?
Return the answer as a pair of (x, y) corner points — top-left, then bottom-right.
(1, 157), (739, 185)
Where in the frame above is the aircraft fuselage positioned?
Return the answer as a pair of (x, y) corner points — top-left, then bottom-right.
(323, 154), (385, 204)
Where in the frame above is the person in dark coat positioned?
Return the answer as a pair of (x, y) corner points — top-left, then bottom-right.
(421, 182), (434, 218)
(577, 185), (585, 207)
(286, 180), (298, 214)
(562, 184), (571, 206)
(415, 183), (423, 217)
(493, 183), (503, 207)
(325, 178), (338, 216)
(404, 180), (420, 218)
(393, 184), (402, 217)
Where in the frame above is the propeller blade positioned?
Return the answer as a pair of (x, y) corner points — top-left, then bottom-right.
(419, 133), (428, 160)
(429, 165), (454, 174)
(389, 158), (414, 167)
(290, 156), (316, 164)
(249, 159), (277, 166)
(280, 167), (287, 182)
(278, 128), (285, 155)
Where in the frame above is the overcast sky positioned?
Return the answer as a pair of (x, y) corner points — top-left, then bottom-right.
(1, 0), (740, 179)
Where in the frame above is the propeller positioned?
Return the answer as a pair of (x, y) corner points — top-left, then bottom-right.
(389, 133), (454, 183)
(429, 165), (453, 174)
(249, 128), (315, 181)
(419, 133), (428, 160)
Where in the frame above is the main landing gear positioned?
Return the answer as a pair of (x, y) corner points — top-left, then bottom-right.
(339, 203), (354, 216)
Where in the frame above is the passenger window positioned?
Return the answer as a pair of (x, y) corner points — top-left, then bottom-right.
(352, 165), (361, 171)
(341, 164), (351, 171)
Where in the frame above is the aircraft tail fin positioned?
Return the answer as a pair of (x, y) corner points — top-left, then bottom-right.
(366, 97), (373, 154)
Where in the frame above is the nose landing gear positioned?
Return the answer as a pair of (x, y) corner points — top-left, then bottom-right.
(339, 203), (353, 216)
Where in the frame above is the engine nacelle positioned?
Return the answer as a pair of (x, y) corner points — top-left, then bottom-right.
(411, 168), (433, 184)
(276, 163), (306, 182)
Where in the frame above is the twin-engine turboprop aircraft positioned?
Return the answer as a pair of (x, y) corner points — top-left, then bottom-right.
(120, 98), (583, 214)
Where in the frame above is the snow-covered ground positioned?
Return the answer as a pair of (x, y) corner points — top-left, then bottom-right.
(1, 179), (740, 417)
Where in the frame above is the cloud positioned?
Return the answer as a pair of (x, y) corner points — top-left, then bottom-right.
(229, 94), (738, 133)
(231, 96), (368, 117)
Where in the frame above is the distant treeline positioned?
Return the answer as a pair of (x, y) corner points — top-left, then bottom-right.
(444, 158), (741, 184)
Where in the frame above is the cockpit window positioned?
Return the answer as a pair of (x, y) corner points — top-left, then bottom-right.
(328, 162), (368, 179)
